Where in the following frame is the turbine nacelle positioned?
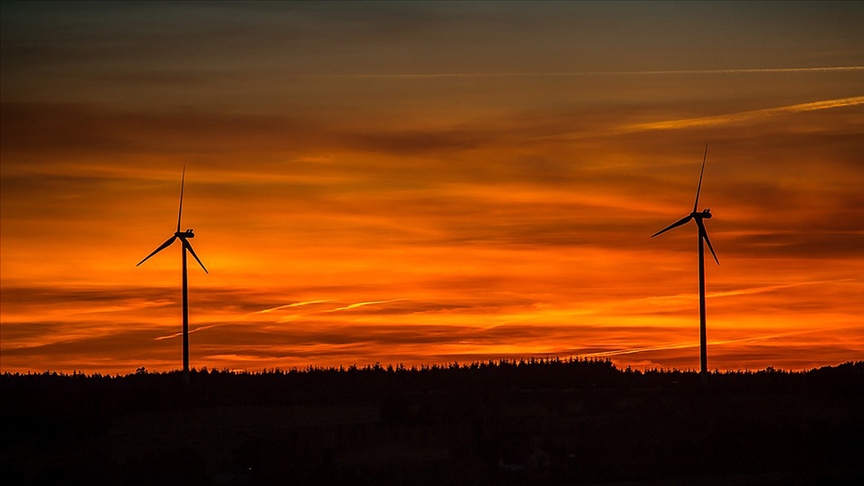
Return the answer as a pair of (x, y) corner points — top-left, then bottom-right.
(695, 208), (712, 219)
(175, 229), (195, 238)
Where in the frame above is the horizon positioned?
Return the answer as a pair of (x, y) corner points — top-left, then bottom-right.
(6, 358), (862, 379)
(1, 2), (862, 376)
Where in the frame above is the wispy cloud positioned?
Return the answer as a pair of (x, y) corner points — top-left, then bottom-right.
(256, 300), (330, 314)
(333, 66), (864, 79)
(581, 328), (829, 358)
(707, 280), (851, 299)
(622, 96), (864, 132)
(324, 299), (408, 313)
(154, 324), (223, 341)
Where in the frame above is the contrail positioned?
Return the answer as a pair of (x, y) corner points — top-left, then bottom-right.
(332, 66), (863, 79)
(623, 96), (864, 132)
(256, 300), (330, 314)
(545, 95), (864, 142)
(155, 324), (221, 341)
(642, 280), (847, 303)
(324, 298), (407, 313)
(707, 280), (849, 299)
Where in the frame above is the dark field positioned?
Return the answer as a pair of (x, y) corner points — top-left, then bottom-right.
(2, 359), (862, 485)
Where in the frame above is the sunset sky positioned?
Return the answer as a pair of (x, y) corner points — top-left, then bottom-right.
(2, 1), (862, 375)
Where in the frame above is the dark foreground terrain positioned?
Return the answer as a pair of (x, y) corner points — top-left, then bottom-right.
(2, 359), (863, 485)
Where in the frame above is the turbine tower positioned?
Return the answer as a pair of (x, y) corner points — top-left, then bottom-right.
(137, 167), (208, 380)
(652, 144), (719, 376)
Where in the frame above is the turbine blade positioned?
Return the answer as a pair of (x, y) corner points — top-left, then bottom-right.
(176, 166), (186, 233)
(693, 143), (709, 212)
(651, 214), (692, 238)
(696, 220), (720, 265)
(137, 236), (177, 266)
(183, 239), (208, 274)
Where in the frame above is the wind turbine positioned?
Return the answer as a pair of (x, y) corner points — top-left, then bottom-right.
(137, 167), (208, 380)
(652, 144), (719, 376)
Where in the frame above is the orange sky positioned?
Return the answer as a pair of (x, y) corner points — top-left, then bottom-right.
(2, 2), (862, 375)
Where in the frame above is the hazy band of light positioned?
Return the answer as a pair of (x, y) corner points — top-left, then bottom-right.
(333, 66), (864, 79)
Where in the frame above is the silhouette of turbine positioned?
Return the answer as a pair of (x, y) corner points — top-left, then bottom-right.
(137, 167), (208, 380)
(652, 144), (719, 376)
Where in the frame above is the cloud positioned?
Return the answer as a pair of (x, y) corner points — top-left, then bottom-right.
(0, 102), (321, 159)
(706, 281), (852, 299)
(0, 285), (177, 311)
(580, 327), (827, 359)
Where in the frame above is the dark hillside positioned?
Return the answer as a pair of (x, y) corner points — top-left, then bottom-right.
(2, 359), (862, 485)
